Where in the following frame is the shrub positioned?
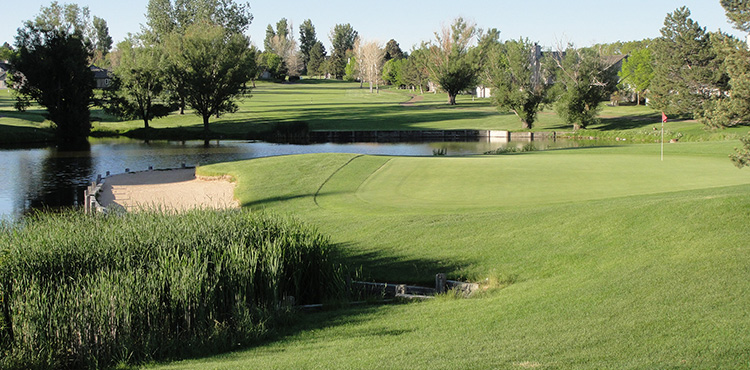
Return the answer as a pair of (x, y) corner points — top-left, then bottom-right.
(0, 209), (342, 369)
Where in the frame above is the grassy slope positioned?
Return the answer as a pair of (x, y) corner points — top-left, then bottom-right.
(170, 141), (750, 369)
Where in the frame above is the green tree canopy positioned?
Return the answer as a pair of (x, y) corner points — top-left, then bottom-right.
(104, 38), (172, 129)
(145, 0), (252, 42)
(298, 19), (317, 71)
(11, 26), (94, 144)
(264, 18), (300, 78)
(721, 0), (750, 33)
(382, 58), (406, 86)
(618, 46), (653, 105)
(489, 38), (553, 129)
(384, 39), (404, 61)
(551, 46), (619, 130)
(402, 47), (430, 93)
(344, 53), (358, 82)
(30, 1), (92, 40)
(697, 32), (750, 128)
(650, 7), (726, 118)
(329, 23), (358, 79)
(166, 22), (254, 139)
(23, 1), (112, 62)
(425, 17), (479, 105)
(307, 41), (326, 78)
(92, 16), (112, 65)
(0, 42), (13, 60)
(257, 51), (286, 80)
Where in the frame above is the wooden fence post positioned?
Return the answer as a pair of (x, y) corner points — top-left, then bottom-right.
(436, 273), (446, 294)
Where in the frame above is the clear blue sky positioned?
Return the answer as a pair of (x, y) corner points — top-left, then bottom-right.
(1, 1), (745, 52)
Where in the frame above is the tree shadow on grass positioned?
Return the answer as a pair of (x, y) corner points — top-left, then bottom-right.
(0, 123), (55, 146)
(331, 242), (473, 286)
(212, 104), (500, 132)
(594, 111), (663, 131)
(0, 109), (48, 123)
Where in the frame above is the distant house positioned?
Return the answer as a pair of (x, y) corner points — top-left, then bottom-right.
(602, 54), (628, 75)
(475, 86), (491, 98)
(90, 65), (111, 89)
(0, 61), (9, 89)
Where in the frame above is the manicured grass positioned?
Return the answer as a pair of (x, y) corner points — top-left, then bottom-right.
(0, 93), (55, 145)
(168, 141), (750, 369)
(4, 80), (749, 144)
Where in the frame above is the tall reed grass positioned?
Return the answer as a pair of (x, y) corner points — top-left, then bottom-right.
(0, 209), (343, 369)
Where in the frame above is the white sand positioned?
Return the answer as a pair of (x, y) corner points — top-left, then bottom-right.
(98, 169), (238, 212)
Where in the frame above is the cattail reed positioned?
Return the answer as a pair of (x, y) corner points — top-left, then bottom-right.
(0, 209), (343, 369)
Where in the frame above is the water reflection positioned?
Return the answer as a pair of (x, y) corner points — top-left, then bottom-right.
(27, 143), (93, 212)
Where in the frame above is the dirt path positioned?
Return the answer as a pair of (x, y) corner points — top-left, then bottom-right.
(99, 169), (238, 212)
(400, 94), (425, 106)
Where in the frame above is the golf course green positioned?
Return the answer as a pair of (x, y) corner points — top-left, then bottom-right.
(152, 139), (750, 369)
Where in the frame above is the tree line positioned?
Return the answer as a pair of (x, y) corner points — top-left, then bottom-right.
(6, 0), (750, 145)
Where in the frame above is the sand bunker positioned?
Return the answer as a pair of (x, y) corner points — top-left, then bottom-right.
(99, 169), (238, 212)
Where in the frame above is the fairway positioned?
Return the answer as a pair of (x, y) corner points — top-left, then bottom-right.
(316, 144), (750, 213)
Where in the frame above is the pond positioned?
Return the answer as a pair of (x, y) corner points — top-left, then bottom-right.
(0, 137), (597, 219)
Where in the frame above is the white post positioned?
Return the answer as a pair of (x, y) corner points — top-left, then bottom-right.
(661, 120), (664, 162)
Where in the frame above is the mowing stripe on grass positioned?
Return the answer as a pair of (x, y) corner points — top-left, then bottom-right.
(313, 154), (364, 207)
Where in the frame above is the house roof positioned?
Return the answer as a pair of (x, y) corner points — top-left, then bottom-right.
(89, 65), (110, 79)
(603, 54), (628, 69)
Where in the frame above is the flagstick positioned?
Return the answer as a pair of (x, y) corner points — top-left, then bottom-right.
(661, 120), (664, 161)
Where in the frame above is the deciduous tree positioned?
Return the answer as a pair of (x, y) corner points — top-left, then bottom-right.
(25, 1), (112, 63)
(31, 1), (93, 41)
(355, 39), (386, 92)
(144, 0), (252, 42)
(256, 51), (286, 80)
(266, 19), (301, 78)
(618, 46), (653, 105)
(425, 18), (478, 105)
(344, 53), (358, 82)
(11, 26), (94, 144)
(0, 43), (13, 60)
(382, 58), (405, 86)
(104, 38), (172, 129)
(551, 45), (619, 130)
(166, 22), (254, 140)
(145, 0), (253, 113)
(489, 38), (553, 129)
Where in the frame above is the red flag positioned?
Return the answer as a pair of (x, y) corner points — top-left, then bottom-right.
(661, 112), (668, 123)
